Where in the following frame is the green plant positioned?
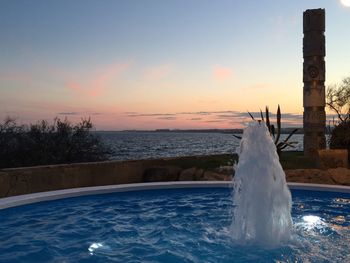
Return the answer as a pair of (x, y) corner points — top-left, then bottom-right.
(233, 105), (298, 157)
(0, 117), (112, 169)
(329, 120), (350, 162)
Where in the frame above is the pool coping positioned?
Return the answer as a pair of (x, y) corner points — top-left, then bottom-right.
(1, 181), (350, 210)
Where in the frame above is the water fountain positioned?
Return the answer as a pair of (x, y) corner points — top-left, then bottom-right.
(231, 122), (293, 246)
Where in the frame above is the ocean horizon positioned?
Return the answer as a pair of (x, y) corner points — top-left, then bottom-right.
(98, 131), (304, 161)
(94, 127), (304, 134)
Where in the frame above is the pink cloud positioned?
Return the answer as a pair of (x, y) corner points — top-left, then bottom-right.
(143, 64), (171, 81)
(89, 63), (130, 97)
(65, 63), (130, 97)
(66, 81), (82, 91)
(213, 65), (233, 80)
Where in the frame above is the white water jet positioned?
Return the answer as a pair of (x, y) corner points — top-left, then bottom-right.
(231, 122), (292, 246)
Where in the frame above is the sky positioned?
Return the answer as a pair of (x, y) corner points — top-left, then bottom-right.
(0, 0), (349, 130)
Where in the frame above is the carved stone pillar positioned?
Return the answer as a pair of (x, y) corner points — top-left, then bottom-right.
(303, 9), (326, 157)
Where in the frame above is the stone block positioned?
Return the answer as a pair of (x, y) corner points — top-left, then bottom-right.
(303, 109), (326, 125)
(214, 166), (234, 176)
(318, 149), (348, 169)
(179, 167), (197, 181)
(303, 9), (325, 32)
(303, 88), (325, 107)
(303, 32), (325, 56)
(142, 166), (181, 182)
(285, 169), (334, 184)
(194, 169), (205, 180)
(303, 58), (325, 82)
(328, 168), (350, 185)
(203, 171), (231, 181)
(304, 133), (326, 158)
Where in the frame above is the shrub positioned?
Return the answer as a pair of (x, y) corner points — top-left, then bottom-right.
(0, 117), (112, 169)
(329, 120), (350, 162)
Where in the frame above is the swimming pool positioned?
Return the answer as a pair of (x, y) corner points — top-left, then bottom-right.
(0, 182), (349, 262)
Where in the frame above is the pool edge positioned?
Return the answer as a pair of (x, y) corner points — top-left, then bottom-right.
(1, 181), (350, 210)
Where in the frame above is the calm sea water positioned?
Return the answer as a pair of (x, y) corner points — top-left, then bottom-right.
(98, 132), (304, 160)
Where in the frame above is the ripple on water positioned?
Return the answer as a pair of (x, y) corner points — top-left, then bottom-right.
(0, 188), (349, 262)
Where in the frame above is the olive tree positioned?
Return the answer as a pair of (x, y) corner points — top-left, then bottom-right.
(326, 77), (350, 123)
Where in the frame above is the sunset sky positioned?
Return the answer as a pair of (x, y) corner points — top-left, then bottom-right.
(1, 0), (349, 130)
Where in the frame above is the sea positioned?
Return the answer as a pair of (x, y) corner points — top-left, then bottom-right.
(98, 132), (304, 161)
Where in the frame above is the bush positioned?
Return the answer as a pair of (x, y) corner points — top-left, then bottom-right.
(329, 120), (350, 162)
(0, 117), (112, 169)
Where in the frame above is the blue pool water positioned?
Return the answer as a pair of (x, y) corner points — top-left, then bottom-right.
(0, 188), (349, 262)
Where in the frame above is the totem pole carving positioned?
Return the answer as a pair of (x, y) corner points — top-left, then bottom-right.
(303, 9), (326, 157)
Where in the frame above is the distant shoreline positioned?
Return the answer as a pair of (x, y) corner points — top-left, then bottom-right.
(95, 128), (305, 134)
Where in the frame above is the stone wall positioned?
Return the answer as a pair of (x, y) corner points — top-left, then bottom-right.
(0, 155), (232, 198)
(318, 149), (348, 169)
(1, 154), (350, 198)
(285, 168), (350, 185)
(0, 160), (145, 198)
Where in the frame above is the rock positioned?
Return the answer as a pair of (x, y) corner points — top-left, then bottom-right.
(214, 166), (234, 176)
(178, 167), (206, 181)
(179, 167), (197, 181)
(285, 169), (334, 185)
(203, 171), (231, 181)
(142, 166), (181, 182)
(328, 168), (350, 185)
(194, 168), (204, 180)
